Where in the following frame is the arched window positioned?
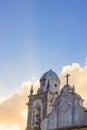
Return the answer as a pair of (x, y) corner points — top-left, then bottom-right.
(34, 104), (41, 127)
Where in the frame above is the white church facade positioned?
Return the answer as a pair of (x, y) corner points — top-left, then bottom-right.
(26, 70), (87, 130)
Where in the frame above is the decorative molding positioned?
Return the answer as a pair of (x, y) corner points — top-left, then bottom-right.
(59, 101), (71, 113)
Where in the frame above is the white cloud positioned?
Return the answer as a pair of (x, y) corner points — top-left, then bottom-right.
(0, 124), (20, 130)
(0, 79), (39, 130)
(21, 79), (39, 94)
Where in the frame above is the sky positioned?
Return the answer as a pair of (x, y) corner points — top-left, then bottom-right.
(0, 0), (87, 96)
(0, 1), (87, 129)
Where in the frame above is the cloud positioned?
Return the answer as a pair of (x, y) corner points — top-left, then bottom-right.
(21, 79), (39, 94)
(0, 79), (39, 130)
(0, 63), (87, 129)
(0, 92), (27, 130)
(0, 124), (20, 130)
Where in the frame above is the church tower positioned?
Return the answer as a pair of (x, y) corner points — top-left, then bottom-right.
(26, 70), (60, 130)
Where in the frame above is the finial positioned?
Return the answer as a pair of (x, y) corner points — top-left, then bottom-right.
(73, 85), (75, 93)
(30, 85), (33, 95)
(65, 74), (70, 85)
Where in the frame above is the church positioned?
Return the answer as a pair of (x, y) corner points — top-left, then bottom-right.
(26, 70), (87, 130)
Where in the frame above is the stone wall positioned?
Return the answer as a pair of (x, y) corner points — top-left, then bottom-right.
(33, 126), (87, 130)
(53, 126), (87, 130)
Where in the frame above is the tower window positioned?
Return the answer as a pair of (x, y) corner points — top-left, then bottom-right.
(55, 84), (57, 87)
(34, 105), (41, 125)
(43, 83), (45, 86)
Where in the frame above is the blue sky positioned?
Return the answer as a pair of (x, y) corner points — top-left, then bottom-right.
(0, 0), (87, 96)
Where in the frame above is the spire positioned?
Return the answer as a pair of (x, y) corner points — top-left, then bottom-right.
(30, 85), (33, 95)
(47, 80), (50, 90)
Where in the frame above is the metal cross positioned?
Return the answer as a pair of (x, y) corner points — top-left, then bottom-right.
(65, 74), (70, 85)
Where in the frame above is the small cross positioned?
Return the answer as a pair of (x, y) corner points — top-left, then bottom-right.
(65, 74), (70, 85)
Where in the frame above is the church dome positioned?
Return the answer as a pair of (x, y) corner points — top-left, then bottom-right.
(37, 69), (60, 93)
(40, 69), (60, 83)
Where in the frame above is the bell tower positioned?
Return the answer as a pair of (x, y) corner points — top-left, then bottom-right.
(26, 86), (48, 130)
(26, 70), (60, 130)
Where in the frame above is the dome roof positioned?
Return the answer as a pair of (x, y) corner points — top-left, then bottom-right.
(40, 69), (60, 83)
